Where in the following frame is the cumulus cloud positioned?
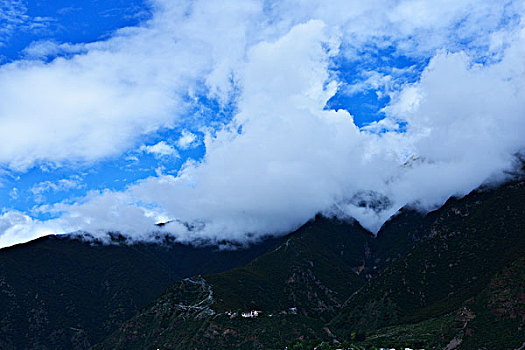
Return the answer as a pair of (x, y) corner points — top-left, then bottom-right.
(1, 0), (518, 170)
(139, 141), (179, 158)
(0, 0), (263, 170)
(176, 130), (199, 150)
(1, 0), (524, 247)
(131, 19), (524, 237)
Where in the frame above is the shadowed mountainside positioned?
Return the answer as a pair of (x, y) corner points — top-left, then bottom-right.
(0, 233), (284, 349)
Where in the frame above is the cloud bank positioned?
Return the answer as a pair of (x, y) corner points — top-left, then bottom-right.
(1, 0), (524, 247)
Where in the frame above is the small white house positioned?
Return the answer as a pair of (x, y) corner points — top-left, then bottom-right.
(241, 310), (261, 318)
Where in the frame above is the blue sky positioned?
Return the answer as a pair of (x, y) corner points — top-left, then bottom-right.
(0, 0), (524, 247)
(1, 0), (151, 61)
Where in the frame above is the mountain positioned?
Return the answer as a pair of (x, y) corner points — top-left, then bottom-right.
(0, 233), (284, 349)
(94, 178), (525, 349)
(330, 178), (525, 348)
(92, 216), (375, 350)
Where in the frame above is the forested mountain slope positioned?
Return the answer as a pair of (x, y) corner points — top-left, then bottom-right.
(0, 233), (283, 349)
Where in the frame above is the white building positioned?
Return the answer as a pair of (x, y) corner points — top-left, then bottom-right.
(241, 310), (261, 318)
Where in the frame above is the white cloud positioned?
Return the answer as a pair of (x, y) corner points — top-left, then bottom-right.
(22, 40), (87, 59)
(8, 187), (18, 200)
(1, 0), (524, 247)
(0, 0), (54, 46)
(0, 0), (28, 45)
(139, 141), (179, 158)
(0, 210), (65, 248)
(0, 0), (264, 171)
(1, 0), (518, 171)
(176, 130), (199, 150)
(30, 176), (84, 203)
(31, 176), (83, 195)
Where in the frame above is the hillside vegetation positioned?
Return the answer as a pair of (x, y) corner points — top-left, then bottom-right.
(0, 233), (283, 349)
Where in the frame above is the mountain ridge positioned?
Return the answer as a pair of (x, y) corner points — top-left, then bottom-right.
(94, 178), (525, 349)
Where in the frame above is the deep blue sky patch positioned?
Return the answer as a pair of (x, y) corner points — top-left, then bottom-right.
(0, 0), (151, 62)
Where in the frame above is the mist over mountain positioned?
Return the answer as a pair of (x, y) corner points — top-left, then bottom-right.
(92, 177), (525, 349)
